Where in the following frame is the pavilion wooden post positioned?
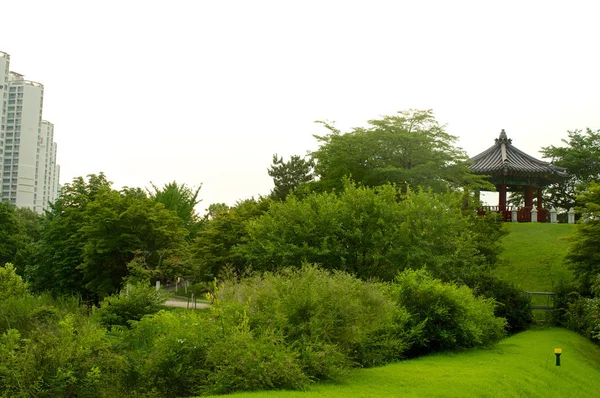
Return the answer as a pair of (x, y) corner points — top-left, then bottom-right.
(537, 188), (543, 209)
(499, 182), (507, 211)
(525, 185), (534, 208)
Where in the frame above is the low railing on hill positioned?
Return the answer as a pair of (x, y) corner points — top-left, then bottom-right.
(526, 291), (555, 310)
(477, 206), (550, 222)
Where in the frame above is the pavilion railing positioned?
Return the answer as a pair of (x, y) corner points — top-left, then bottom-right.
(477, 206), (549, 222)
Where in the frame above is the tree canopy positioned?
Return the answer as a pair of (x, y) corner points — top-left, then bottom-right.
(268, 154), (314, 201)
(239, 181), (501, 282)
(30, 173), (189, 300)
(310, 110), (489, 193)
(566, 182), (600, 295)
(148, 181), (203, 239)
(541, 128), (600, 210)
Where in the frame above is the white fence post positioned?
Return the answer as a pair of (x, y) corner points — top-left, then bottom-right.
(568, 208), (575, 224)
(531, 207), (538, 223)
(550, 207), (558, 223)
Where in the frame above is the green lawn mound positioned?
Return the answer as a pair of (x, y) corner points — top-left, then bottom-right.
(213, 328), (600, 398)
(495, 223), (576, 293)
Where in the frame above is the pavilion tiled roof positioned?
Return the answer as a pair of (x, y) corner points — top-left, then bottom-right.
(469, 130), (568, 178)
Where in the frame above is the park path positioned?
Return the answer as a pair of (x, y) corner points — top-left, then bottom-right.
(164, 298), (210, 310)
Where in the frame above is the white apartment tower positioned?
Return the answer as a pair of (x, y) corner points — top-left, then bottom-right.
(0, 51), (9, 188)
(0, 51), (60, 213)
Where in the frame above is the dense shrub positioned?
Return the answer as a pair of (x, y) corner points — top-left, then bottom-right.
(389, 269), (506, 356)
(117, 310), (214, 397)
(0, 262), (28, 301)
(550, 279), (580, 326)
(463, 272), (533, 333)
(214, 265), (411, 375)
(562, 295), (600, 343)
(0, 313), (125, 397)
(94, 282), (169, 329)
(117, 309), (307, 397)
(239, 184), (490, 282)
(553, 277), (600, 343)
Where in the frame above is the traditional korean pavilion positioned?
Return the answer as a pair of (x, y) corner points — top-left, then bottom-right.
(469, 130), (568, 222)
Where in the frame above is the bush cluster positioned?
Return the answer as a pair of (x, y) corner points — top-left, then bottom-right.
(388, 269), (506, 356)
(93, 281), (170, 329)
(462, 272), (533, 333)
(0, 305), (125, 397)
(0, 265), (508, 397)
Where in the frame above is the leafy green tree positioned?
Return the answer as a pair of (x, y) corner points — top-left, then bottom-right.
(148, 181), (203, 239)
(0, 202), (26, 268)
(192, 198), (271, 281)
(541, 128), (600, 210)
(0, 263), (28, 301)
(310, 110), (490, 193)
(29, 173), (112, 297)
(566, 182), (600, 295)
(268, 154), (314, 200)
(204, 202), (230, 221)
(32, 173), (189, 300)
(12, 207), (43, 275)
(80, 189), (188, 298)
(240, 182), (490, 281)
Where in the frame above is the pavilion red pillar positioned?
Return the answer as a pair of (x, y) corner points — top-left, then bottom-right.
(525, 185), (534, 208)
(537, 188), (543, 209)
(499, 182), (507, 211)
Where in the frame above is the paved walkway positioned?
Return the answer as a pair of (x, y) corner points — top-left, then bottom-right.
(164, 299), (210, 310)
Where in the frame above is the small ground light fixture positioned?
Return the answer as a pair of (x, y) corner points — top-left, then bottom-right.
(555, 348), (562, 366)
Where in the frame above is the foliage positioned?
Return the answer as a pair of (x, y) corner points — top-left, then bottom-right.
(388, 269), (506, 356)
(310, 110), (491, 193)
(565, 182), (600, 295)
(0, 263), (28, 301)
(192, 197), (271, 281)
(466, 210), (507, 266)
(240, 182), (489, 282)
(148, 181), (203, 239)
(0, 202), (35, 274)
(214, 265), (409, 373)
(204, 202), (230, 220)
(268, 154), (315, 201)
(30, 173), (112, 298)
(94, 282), (170, 329)
(118, 309), (307, 397)
(463, 272), (532, 333)
(30, 174), (189, 300)
(80, 188), (188, 298)
(540, 128), (600, 210)
(0, 314), (126, 397)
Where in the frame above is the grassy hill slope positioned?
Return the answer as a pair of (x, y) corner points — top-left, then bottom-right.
(210, 328), (600, 398)
(494, 223), (576, 292)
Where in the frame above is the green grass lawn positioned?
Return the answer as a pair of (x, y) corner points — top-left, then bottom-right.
(494, 223), (576, 292)
(210, 328), (600, 398)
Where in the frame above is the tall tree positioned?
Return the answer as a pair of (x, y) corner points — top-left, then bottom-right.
(149, 181), (202, 239)
(0, 202), (26, 267)
(310, 110), (489, 193)
(541, 128), (600, 210)
(268, 154), (314, 200)
(30, 173), (112, 296)
(80, 189), (188, 298)
(565, 182), (600, 295)
(192, 198), (271, 281)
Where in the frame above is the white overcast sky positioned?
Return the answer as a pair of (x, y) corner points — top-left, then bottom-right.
(2, 0), (599, 210)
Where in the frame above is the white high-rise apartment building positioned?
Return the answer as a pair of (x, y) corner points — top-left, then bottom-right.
(0, 51), (60, 213)
(0, 51), (9, 187)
